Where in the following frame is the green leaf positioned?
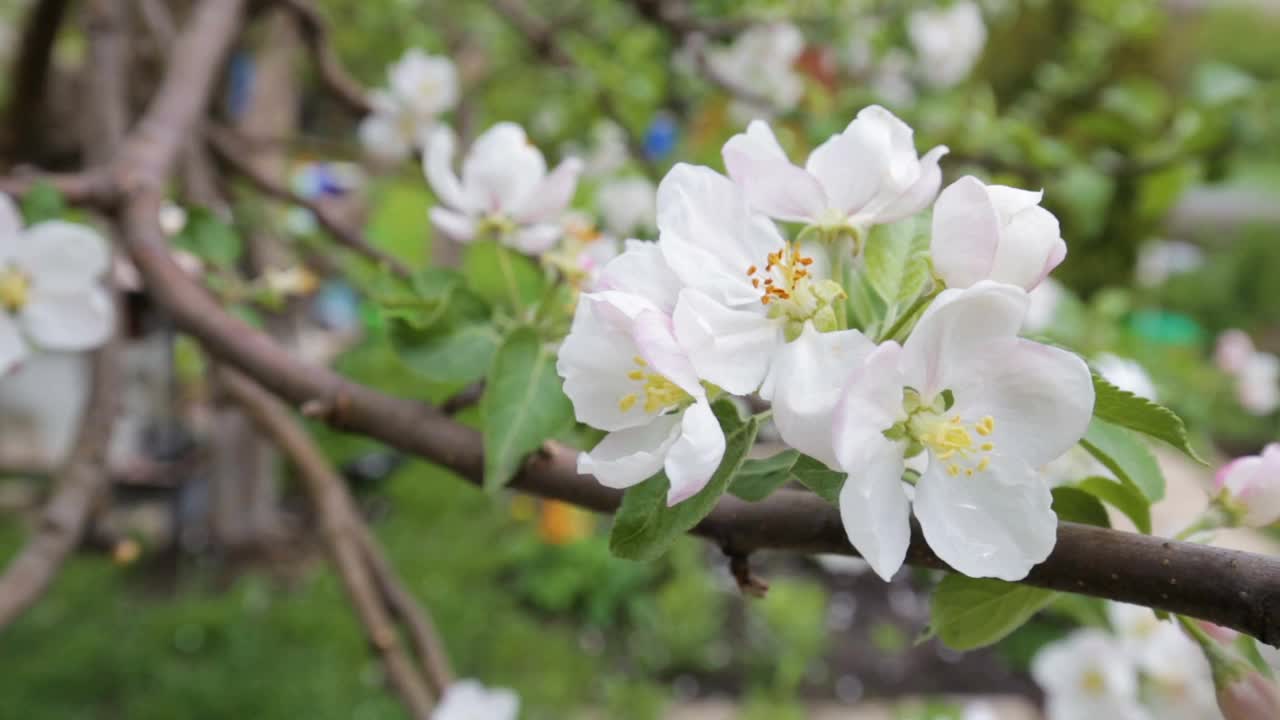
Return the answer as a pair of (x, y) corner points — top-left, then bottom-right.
(609, 400), (760, 561)
(480, 328), (575, 490)
(791, 455), (845, 504)
(1091, 373), (1203, 463)
(730, 450), (801, 502)
(398, 323), (500, 384)
(863, 219), (931, 324)
(1235, 634), (1275, 679)
(1080, 418), (1164, 503)
(1076, 475), (1152, 534)
(930, 575), (1057, 651)
(462, 240), (548, 311)
(367, 181), (430, 268)
(173, 208), (242, 268)
(1051, 487), (1111, 528)
(19, 181), (68, 223)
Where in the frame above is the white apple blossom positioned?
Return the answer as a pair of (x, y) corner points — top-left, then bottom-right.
(359, 50), (458, 164)
(557, 243), (725, 506)
(907, 2), (988, 89)
(931, 176), (1065, 291)
(1032, 630), (1151, 720)
(1215, 330), (1256, 374)
(1095, 353), (1158, 401)
(825, 282), (1094, 580)
(425, 123), (583, 255)
(596, 176), (656, 237)
(1237, 352), (1279, 415)
(705, 22), (806, 120)
(1135, 239), (1204, 288)
(432, 680), (518, 720)
(722, 106), (947, 235)
(1141, 623), (1223, 720)
(1214, 443), (1280, 528)
(0, 194), (114, 376)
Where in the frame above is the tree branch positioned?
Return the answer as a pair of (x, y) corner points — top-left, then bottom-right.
(1, 0), (72, 163)
(274, 0), (373, 115)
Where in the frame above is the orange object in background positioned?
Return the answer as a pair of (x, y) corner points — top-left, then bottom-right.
(537, 500), (594, 545)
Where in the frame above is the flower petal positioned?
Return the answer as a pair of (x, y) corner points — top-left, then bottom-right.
(804, 129), (881, 217)
(595, 240), (683, 313)
(0, 314), (28, 376)
(19, 286), (114, 351)
(509, 224), (560, 255)
(930, 175), (1000, 289)
(359, 113), (413, 164)
(989, 199), (1064, 290)
(839, 438), (911, 580)
(873, 144), (948, 223)
(665, 400), (726, 505)
(722, 120), (827, 222)
(513, 157), (583, 224)
(833, 341), (907, 471)
(18, 221), (110, 292)
(672, 288), (780, 395)
(423, 126), (473, 212)
(461, 122), (546, 215)
(577, 414), (682, 489)
(914, 453), (1056, 580)
(556, 296), (650, 431)
(769, 323), (875, 469)
(429, 207), (477, 243)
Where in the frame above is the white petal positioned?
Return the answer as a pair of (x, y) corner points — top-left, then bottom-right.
(665, 401), (726, 505)
(833, 341), (907, 471)
(804, 130), (880, 216)
(509, 224), (560, 255)
(722, 121), (827, 223)
(900, 281), (1028, 399)
(461, 122), (546, 214)
(930, 175), (1000, 289)
(578, 415), (682, 489)
(989, 201), (1064, 290)
(556, 297), (649, 431)
(513, 157), (583, 224)
(839, 438), (911, 580)
(951, 338), (1094, 467)
(595, 240), (683, 313)
(672, 288), (780, 395)
(872, 144), (948, 223)
(388, 50), (458, 118)
(914, 454), (1056, 580)
(19, 287), (114, 351)
(0, 314), (28, 376)
(359, 113), (412, 164)
(423, 126), (472, 212)
(18, 221), (110, 292)
(769, 323), (875, 468)
(429, 207), (477, 243)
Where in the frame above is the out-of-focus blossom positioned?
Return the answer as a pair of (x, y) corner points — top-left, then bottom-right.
(870, 49), (917, 106)
(1237, 352), (1279, 415)
(542, 212), (622, 289)
(359, 50), (458, 164)
(706, 22), (806, 120)
(432, 680), (519, 720)
(596, 176), (656, 238)
(1032, 630), (1151, 720)
(1215, 330), (1256, 374)
(1218, 671), (1280, 720)
(907, 1), (988, 88)
(159, 203), (188, 237)
(425, 123), (583, 255)
(1140, 622), (1223, 720)
(931, 176), (1065, 291)
(1136, 239), (1205, 287)
(1214, 443), (1280, 528)
(1095, 353), (1158, 401)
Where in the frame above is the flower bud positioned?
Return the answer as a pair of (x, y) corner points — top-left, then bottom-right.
(1218, 670), (1280, 720)
(1215, 444), (1280, 528)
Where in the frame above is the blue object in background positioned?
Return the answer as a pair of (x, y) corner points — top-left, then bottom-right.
(225, 51), (255, 120)
(643, 113), (679, 161)
(311, 280), (362, 332)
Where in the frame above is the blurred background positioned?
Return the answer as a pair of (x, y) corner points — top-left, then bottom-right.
(0, 0), (1278, 717)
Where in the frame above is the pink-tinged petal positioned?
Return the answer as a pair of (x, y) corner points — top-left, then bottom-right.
(1219, 444), (1280, 527)
(513, 157), (583, 224)
(901, 281), (1028, 399)
(19, 286), (114, 351)
(804, 129), (881, 217)
(595, 240), (683, 314)
(930, 175), (1000, 289)
(556, 296), (652, 432)
(915, 453), (1056, 580)
(0, 314), (28, 376)
(723, 121), (827, 222)
(672, 288), (780, 396)
(423, 127), (473, 212)
(18, 221), (110, 292)
(509, 224), (560, 255)
(461, 122), (546, 214)
(665, 400), (726, 505)
(627, 305), (702, 399)
(988, 200), (1063, 290)
(838, 438), (911, 581)
(769, 323), (876, 469)
(950, 337), (1095, 467)
(871, 144), (948, 223)
(429, 207), (477, 243)
(833, 341), (907, 471)
(578, 415), (682, 489)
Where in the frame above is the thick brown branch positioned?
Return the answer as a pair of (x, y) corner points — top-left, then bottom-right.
(219, 368), (439, 718)
(275, 0), (373, 115)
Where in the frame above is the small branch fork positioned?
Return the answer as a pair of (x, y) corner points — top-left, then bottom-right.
(4, 0), (1280, 678)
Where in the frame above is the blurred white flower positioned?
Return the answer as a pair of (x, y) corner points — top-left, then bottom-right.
(0, 194), (114, 376)
(542, 212), (623, 290)
(1032, 630), (1151, 720)
(158, 203), (188, 237)
(907, 2), (988, 88)
(432, 680), (518, 720)
(1237, 352), (1279, 416)
(1215, 329), (1256, 374)
(1136, 239), (1204, 287)
(869, 49), (917, 106)
(1095, 353), (1158, 401)
(596, 176), (656, 237)
(1140, 622), (1223, 720)
(706, 22), (806, 120)
(359, 50), (458, 164)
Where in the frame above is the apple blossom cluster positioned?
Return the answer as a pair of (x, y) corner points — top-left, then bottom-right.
(556, 105), (1096, 582)
(431, 679), (518, 720)
(1211, 443), (1280, 529)
(359, 49), (459, 164)
(0, 193), (114, 376)
(1215, 329), (1279, 416)
(1032, 603), (1223, 720)
(703, 22), (806, 121)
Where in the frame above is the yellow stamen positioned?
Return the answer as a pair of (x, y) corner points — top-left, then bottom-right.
(618, 394), (638, 412)
(0, 268), (29, 313)
(627, 370), (645, 380)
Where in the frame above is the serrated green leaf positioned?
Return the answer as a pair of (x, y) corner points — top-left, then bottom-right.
(462, 240), (548, 311)
(730, 450), (801, 502)
(1080, 418), (1164, 503)
(1051, 486), (1111, 528)
(398, 323), (500, 384)
(930, 575), (1057, 651)
(1076, 475), (1152, 534)
(1091, 373), (1203, 463)
(609, 400), (760, 561)
(863, 219), (931, 326)
(481, 328), (574, 490)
